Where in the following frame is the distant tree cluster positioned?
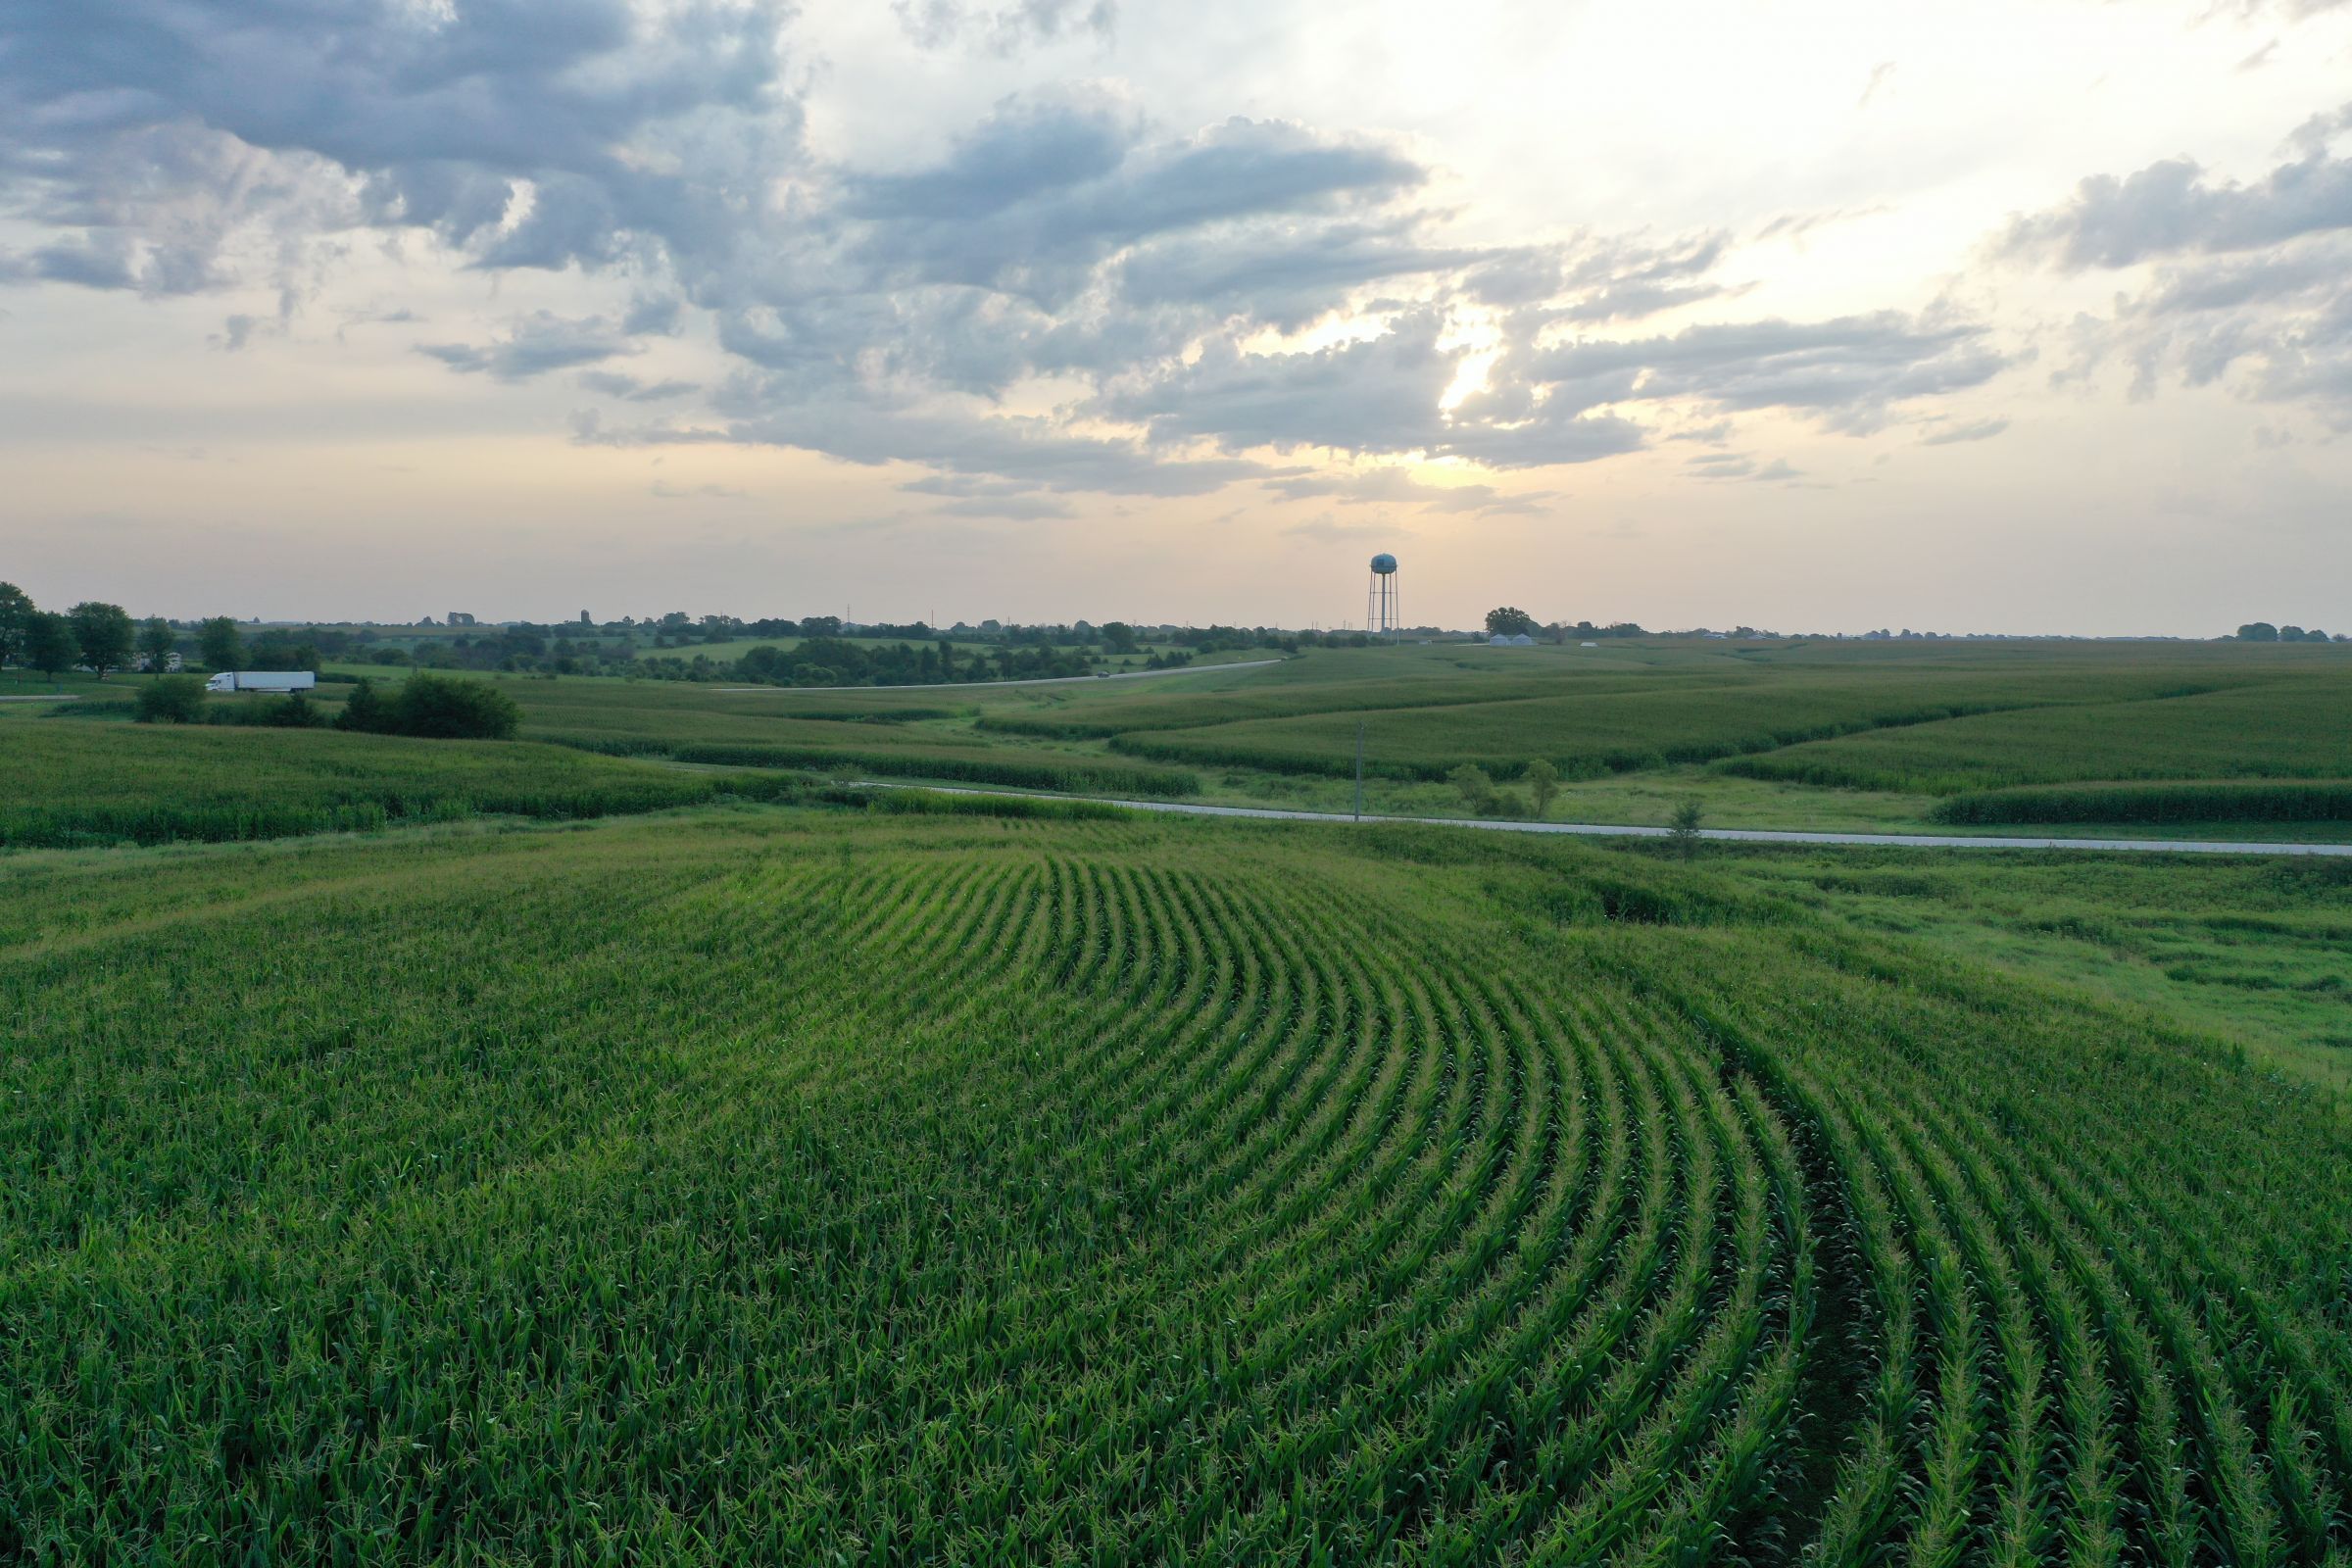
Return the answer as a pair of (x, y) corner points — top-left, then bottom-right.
(1544, 618), (1649, 642)
(2234, 622), (2342, 643)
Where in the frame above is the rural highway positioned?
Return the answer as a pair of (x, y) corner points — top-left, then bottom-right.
(714, 658), (1284, 694)
(863, 784), (2352, 858)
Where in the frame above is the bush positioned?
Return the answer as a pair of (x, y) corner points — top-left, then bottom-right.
(256, 692), (329, 728)
(339, 673), (521, 741)
(1667, 798), (1705, 858)
(1449, 763), (1498, 814)
(134, 677), (208, 724)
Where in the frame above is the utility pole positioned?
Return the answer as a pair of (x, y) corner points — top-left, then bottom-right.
(1353, 721), (1366, 821)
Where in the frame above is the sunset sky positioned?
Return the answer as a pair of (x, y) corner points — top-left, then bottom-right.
(4, 0), (2349, 633)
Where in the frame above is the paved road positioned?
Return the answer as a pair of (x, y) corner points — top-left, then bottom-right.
(863, 784), (2352, 858)
(713, 659), (1283, 695)
(0, 694), (74, 702)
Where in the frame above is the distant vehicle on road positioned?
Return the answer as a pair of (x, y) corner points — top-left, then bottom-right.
(205, 671), (317, 694)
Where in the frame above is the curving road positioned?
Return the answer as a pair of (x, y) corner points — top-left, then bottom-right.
(858, 784), (2352, 858)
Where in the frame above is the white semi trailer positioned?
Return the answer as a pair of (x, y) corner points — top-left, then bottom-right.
(205, 671), (317, 694)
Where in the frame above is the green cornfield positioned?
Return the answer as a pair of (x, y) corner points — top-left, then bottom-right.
(1722, 679), (2352, 794)
(6, 805), (2350, 1562)
(1105, 671), (2203, 781)
(0, 723), (806, 849)
(1933, 779), (2352, 825)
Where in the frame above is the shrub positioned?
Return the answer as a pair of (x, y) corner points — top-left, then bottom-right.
(256, 692), (329, 728)
(1523, 759), (1561, 819)
(336, 678), (392, 734)
(134, 676), (207, 725)
(341, 672), (521, 741)
(1449, 763), (1498, 814)
(1667, 798), (1705, 858)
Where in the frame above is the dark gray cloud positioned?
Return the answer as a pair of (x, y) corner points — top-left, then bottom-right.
(420, 313), (638, 381)
(0, 0), (796, 281)
(838, 99), (1427, 306)
(1118, 216), (1480, 329)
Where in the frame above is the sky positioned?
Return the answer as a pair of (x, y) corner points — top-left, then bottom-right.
(2, 0), (2349, 635)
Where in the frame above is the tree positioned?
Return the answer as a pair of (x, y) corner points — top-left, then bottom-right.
(24, 612), (76, 685)
(344, 672), (520, 739)
(1667, 799), (1705, 859)
(248, 630), (320, 672)
(1102, 621), (1140, 656)
(137, 616), (176, 674)
(257, 692), (328, 728)
(197, 616), (244, 671)
(135, 676), (207, 723)
(335, 678), (392, 733)
(68, 602), (134, 678)
(0, 582), (31, 668)
(1523, 759), (1561, 819)
(1448, 763), (1498, 815)
(2237, 622), (2279, 642)
(1485, 607), (1540, 638)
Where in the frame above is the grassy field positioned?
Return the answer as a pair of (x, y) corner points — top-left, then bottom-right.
(6, 804), (2351, 1560)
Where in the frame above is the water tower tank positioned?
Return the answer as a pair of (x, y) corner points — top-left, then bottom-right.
(1369, 553), (1397, 575)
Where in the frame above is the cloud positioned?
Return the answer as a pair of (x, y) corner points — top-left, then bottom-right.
(2003, 117), (2352, 421)
(894, 0), (1117, 55)
(584, 398), (1269, 497)
(1104, 310), (1462, 455)
(1920, 416), (2010, 445)
(1262, 467), (1554, 514)
(579, 369), (701, 402)
(838, 100), (1429, 307)
(1509, 311), (2010, 434)
(1280, 513), (1401, 541)
(0, 0), (796, 284)
(419, 312), (638, 381)
(0, 1), (2048, 505)
(934, 494), (1077, 518)
(1999, 125), (2352, 270)
(651, 479), (747, 501)
(1684, 452), (1802, 482)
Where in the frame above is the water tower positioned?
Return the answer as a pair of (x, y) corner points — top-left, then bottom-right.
(1366, 553), (1401, 638)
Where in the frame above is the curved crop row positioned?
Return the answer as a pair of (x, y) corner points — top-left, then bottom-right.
(4, 810), (2348, 1562)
